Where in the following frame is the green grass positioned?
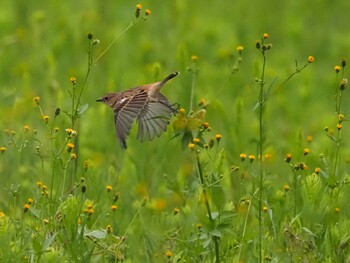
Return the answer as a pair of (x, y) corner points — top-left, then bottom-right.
(1, 1), (350, 262)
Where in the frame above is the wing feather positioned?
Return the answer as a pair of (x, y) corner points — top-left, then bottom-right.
(136, 94), (175, 142)
(114, 90), (148, 148)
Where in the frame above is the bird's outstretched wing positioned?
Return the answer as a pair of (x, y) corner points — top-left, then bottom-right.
(114, 89), (148, 148)
(136, 94), (176, 142)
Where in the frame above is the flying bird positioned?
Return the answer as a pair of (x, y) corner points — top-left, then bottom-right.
(97, 72), (179, 149)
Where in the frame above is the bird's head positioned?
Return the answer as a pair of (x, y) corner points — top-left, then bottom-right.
(96, 93), (118, 107)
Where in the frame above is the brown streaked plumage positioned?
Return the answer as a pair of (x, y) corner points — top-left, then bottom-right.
(97, 72), (179, 149)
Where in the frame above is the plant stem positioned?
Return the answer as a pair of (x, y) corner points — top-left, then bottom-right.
(190, 62), (197, 113)
(196, 153), (220, 263)
(258, 49), (267, 263)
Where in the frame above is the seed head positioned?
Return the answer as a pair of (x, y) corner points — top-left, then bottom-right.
(341, 58), (346, 68)
(339, 78), (348, 90)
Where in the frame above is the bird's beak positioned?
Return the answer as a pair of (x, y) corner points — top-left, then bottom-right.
(96, 98), (103, 102)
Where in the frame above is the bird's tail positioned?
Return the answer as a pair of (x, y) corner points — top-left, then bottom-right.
(160, 72), (180, 85)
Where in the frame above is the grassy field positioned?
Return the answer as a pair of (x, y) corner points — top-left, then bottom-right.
(1, 1), (350, 262)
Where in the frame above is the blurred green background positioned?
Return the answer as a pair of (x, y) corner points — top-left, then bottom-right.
(1, 0), (350, 260)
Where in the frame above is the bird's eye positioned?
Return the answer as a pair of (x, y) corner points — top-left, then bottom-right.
(103, 96), (109, 101)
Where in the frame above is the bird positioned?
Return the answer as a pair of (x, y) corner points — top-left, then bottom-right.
(97, 72), (179, 149)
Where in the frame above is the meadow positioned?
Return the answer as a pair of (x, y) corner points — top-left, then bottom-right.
(1, 1), (350, 262)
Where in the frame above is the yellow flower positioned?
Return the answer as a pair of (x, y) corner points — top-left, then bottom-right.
(111, 205), (118, 211)
(43, 115), (49, 123)
(236, 45), (244, 54)
(240, 153), (247, 161)
(27, 198), (33, 204)
(335, 207), (340, 214)
(263, 33), (269, 39)
(106, 185), (113, 192)
(283, 184), (290, 192)
(179, 108), (186, 114)
(85, 208), (94, 215)
(304, 148), (310, 155)
(191, 55), (198, 61)
(262, 206), (268, 212)
(43, 219), (49, 224)
(264, 153), (272, 160)
(135, 4), (142, 18)
(0, 212), (5, 217)
(338, 114), (345, 122)
(315, 167), (321, 174)
(70, 153), (77, 160)
(33, 96), (40, 105)
(66, 128), (77, 136)
(0, 147), (7, 153)
(337, 124), (343, 130)
(198, 98), (206, 106)
(192, 138), (200, 144)
(23, 204), (30, 213)
(145, 9), (151, 16)
(306, 135), (313, 142)
(215, 134), (222, 142)
(23, 125), (30, 132)
(248, 154), (255, 162)
(201, 122), (209, 129)
(285, 153), (292, 163)
(67, 143), (75, 152)
(188, 143), (195, 150)
(335, 65), (341, 73)
(165, 250), (172, 258)
(69, 76), (77, 85)
(307, 56), (315, 63)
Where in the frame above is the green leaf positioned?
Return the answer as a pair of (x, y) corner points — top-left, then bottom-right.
(210, 229), (222, 238)
(85, 229), (107, 240)
(211, 184), (225, 211)
(211, 211), (219, 220)
(78, 103), (89, 115)
(43, 232), (58, 251)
